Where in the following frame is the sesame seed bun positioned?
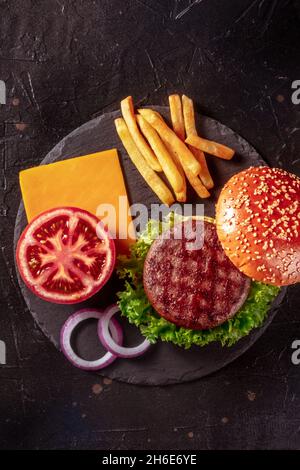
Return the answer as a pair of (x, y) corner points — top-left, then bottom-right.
(216, 166), (300, 286)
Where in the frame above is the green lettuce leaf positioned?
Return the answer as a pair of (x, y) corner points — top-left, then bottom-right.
(117, 218), (280, 348)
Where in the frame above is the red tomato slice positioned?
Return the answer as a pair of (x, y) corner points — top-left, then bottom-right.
(16, 207), (116, 304)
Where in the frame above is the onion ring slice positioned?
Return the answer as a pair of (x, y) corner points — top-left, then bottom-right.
(98, 304), (151, 358)
(60, 308), (123, 370)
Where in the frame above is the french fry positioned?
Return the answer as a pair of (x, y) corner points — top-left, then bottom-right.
(120, 96), (162, 172)
(161, 139), (187, 202)
(115, 118), (175, 206)
(182, 95), (214, 189)
(168, 96), (210, 198)
(189, 147), (214, 190)
(164, 137), (209, 199)
(185, 134), (235, 160)
(184, 168), (210, 199)
(169, 94), (185, 141)
(138, 108), (201, 176)
(165, 137), (209, 199)
(182, 94), (196, 137)
(167, 94), (187, 200)
(136, 114), (184, 194)
(144, 107), (208, 199)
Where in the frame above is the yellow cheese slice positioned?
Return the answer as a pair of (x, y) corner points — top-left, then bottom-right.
(19, 149), (134, 254)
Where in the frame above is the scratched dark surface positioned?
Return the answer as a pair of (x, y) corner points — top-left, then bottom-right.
(0, 0), (300, 450)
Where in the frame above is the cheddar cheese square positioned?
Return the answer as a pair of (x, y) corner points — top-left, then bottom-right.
(19, 149), (133, 254)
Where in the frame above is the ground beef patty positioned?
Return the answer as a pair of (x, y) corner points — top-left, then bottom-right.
(143, 219), (251, 330)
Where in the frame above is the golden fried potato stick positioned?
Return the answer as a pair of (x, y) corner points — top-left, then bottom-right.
(190, 147), (214, 189)
(161, 138), (187, 202)
(120, 96), (162, 172)
(182, 95), (214, 189)
(136, 114), (184, 194)
(169, 94), (185, 141)
(138, 108), (201, 176)
(140, 108), (209, 199)
(158, 115), (208, 200)
(168, 145), (209, 198)
(115, 118), (174, 206)
(185, 134), (235, 160)
(167, 94), (188, 200)
(184, 168), (210, 199)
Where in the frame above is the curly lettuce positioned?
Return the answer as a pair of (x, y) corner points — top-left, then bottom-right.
(117, 218), (280, 348)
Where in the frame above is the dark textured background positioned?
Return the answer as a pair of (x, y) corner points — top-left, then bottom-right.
(0, 0), (300, 450)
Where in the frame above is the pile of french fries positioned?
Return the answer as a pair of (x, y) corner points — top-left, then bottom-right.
(115, 95), (235, 206)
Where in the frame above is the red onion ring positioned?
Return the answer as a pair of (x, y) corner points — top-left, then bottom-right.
(98, 304), (151, 358)
(60, 308), (123, 370)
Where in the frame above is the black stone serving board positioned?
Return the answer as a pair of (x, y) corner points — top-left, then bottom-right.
(13, 106), (286, 385)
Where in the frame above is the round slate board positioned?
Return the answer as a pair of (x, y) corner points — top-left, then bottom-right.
(14, 106), (286, 385)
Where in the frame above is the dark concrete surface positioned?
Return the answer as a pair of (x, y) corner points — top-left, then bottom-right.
(0, 0), (300, 449)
